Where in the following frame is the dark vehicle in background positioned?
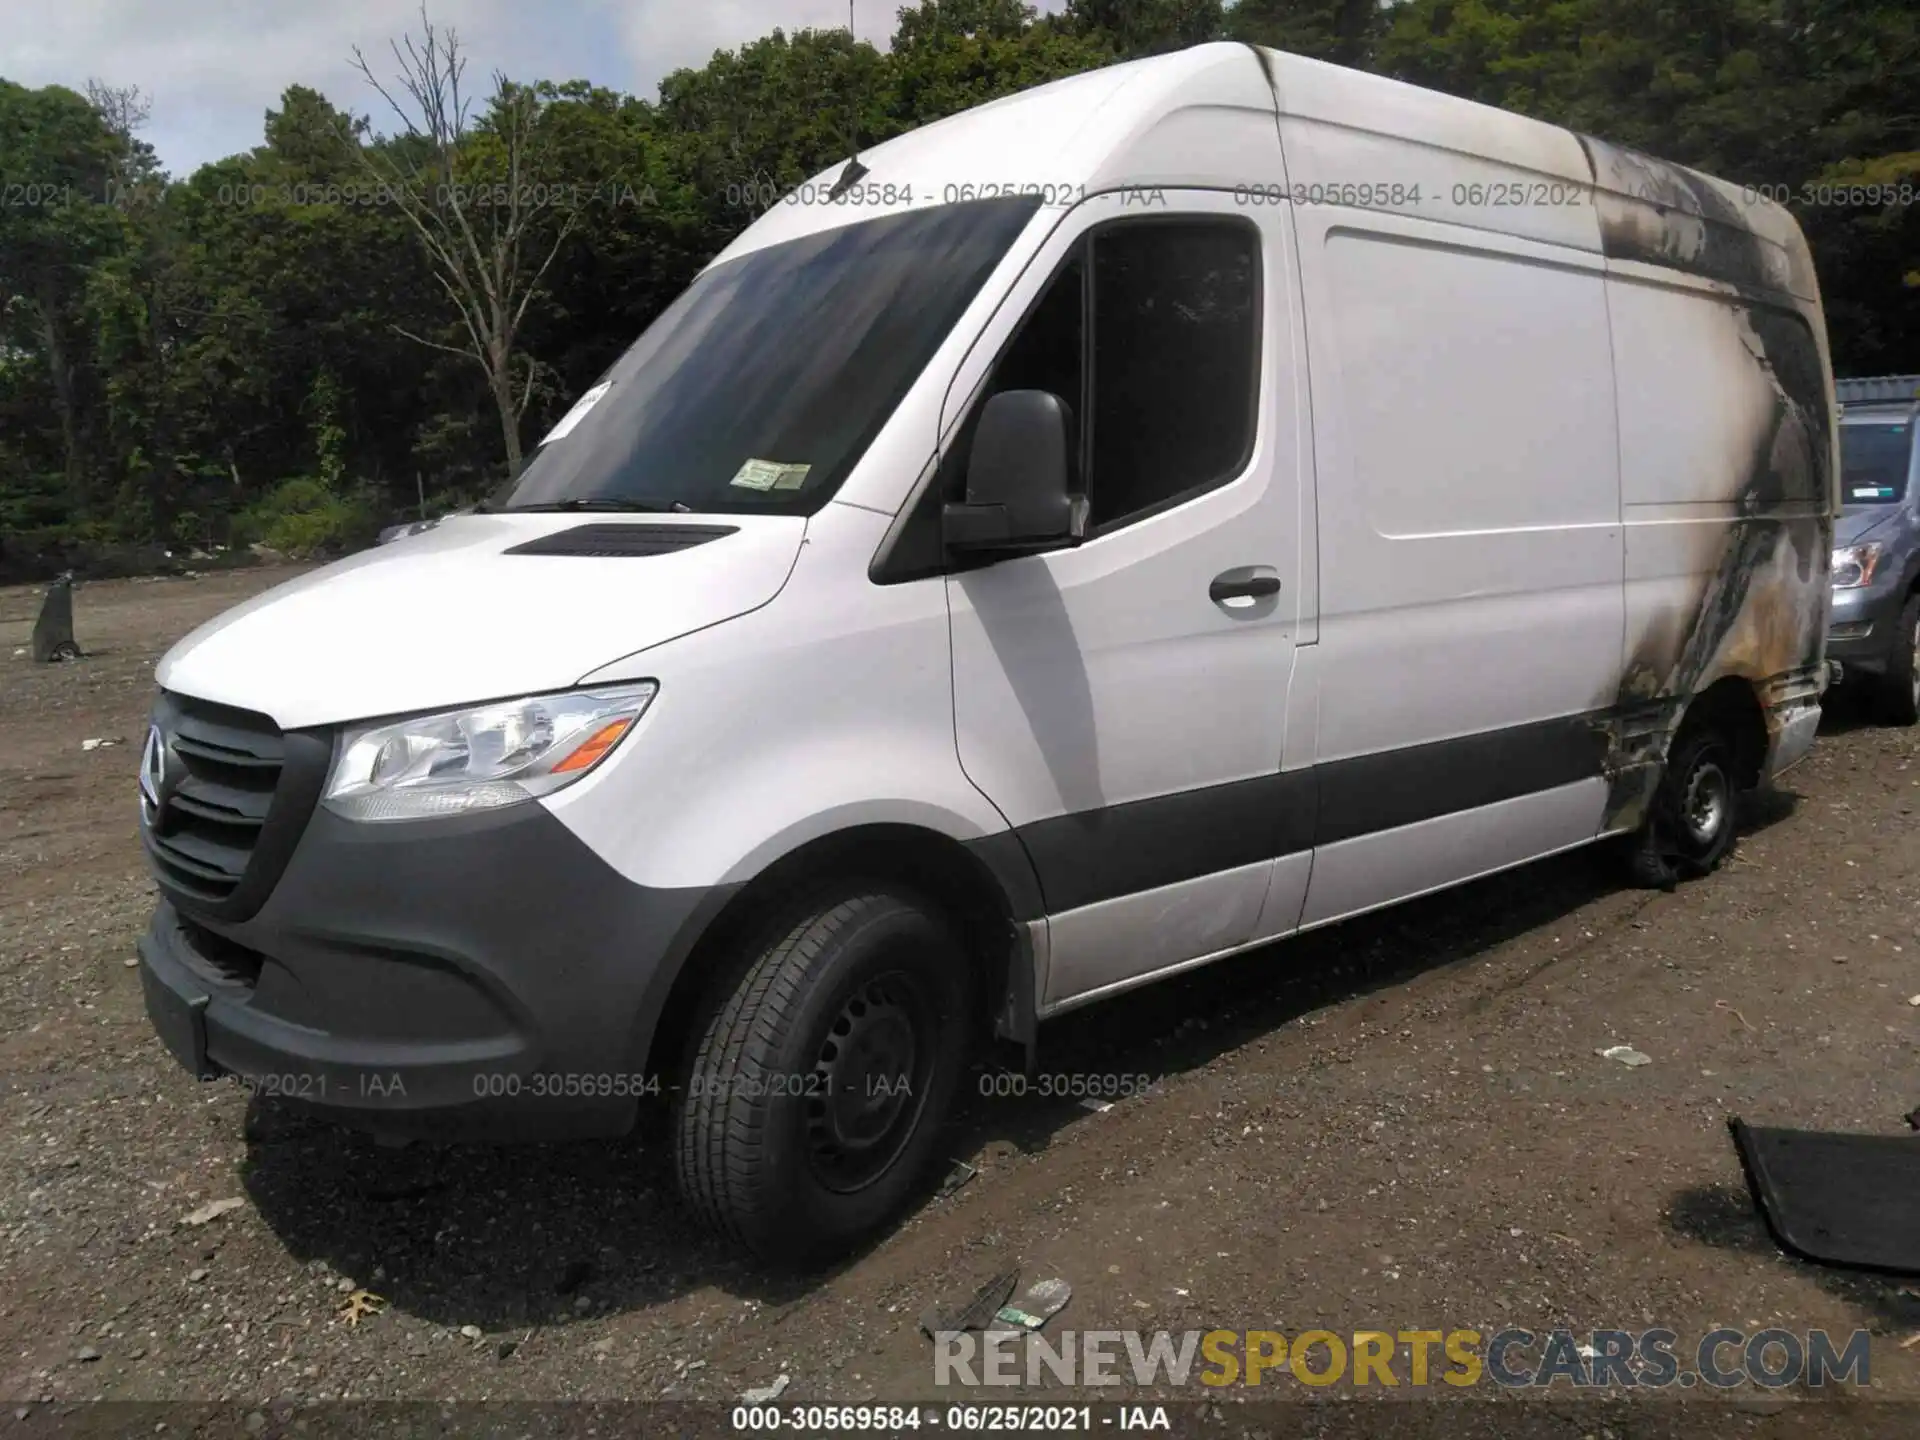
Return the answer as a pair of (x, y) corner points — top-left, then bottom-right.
(1830, 375), (1920, 724)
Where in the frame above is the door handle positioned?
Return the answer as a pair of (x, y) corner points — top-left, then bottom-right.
(1210, 569), (1282, 604)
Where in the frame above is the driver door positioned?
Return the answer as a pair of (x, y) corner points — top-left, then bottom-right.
(943, 192), (1311, 1010)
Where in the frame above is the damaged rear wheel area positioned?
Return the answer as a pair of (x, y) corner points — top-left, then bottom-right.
(1621, 723), (1741, 889)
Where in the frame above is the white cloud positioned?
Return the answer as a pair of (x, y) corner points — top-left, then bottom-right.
(0, 0), (1070, 176)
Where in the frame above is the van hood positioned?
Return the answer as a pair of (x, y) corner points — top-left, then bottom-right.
(157, 514), (806, 730)
(1835, 506), (1897, 546)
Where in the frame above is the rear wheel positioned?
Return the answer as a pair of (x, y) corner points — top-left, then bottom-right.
(1622, 724), (1739, 887)
(1877, 593), (1920, 727)
(674, 886), (970, 1264)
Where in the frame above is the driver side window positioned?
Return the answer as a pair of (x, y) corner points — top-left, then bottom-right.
(948, 215), (1261, 534)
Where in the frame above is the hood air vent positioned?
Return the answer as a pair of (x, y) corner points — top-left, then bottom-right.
(504, 523), (739, 558)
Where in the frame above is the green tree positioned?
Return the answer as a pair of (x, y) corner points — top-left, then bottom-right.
(656, 27), (898, 238)
(1064, 0), (1226, 56)
(889, 1), (1114, 126)
(0, 81), (124, 508)
(1225, 0), (1386, 65)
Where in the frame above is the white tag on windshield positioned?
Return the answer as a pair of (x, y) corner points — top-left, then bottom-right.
(539, 380), (612, 447)
(730, 459), (811, 492)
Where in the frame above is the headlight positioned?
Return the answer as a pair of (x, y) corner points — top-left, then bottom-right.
(324, 683), (657, 822)
(1832, 543), (1884, 590)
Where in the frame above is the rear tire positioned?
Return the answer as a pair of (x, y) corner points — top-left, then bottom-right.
(674, 886), (969, 1265)
(1621, 724), (1739, 886)
(1877, 593), (1920, 727)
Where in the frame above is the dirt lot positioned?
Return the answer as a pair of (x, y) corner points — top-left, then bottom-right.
(4, 569), (1920, 1428)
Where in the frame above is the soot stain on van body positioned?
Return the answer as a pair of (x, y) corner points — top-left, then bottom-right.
(1576, 136), (1833, 830)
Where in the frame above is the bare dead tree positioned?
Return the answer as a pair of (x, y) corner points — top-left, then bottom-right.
(84, 80), (151, 147)
(347, 7), (578, 477)
(85, 79), (159, 207)
(725, 137), (787, 221)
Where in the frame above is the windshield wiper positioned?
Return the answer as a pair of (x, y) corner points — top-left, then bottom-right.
(503, 497), (692, 514)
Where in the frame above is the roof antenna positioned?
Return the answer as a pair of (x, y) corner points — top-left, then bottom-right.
(827, 0), (870, 200)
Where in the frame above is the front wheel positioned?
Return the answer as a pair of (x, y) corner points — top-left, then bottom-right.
(674, 886), (970, 1264)
(1877, 593), (1920, 727)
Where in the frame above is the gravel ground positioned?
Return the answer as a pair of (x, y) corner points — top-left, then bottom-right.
(4, 568), (1920, 1432)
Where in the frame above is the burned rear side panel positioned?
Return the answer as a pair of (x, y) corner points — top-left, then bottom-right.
(1579, 137), (1837, 825)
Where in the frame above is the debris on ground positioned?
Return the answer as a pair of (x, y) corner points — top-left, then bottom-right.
(460, 1325), (483, 1341)
(1599, 1045), (1652, 1067)
(338, 1290), (386, 1326)
(80, 738), (120, 751)
(990, 1278), (1073, 1334)
(1714, 999), (1756, 1031)
(31, 574), (82, 663)
(1078, 1097), (1115, 1114)
(937, 1160), (978, 1199)
(741, 1374), (790, 1404)
(1908, 995), (1920, 1007)
(180, 1197), (245, 1226)
(920, 1268), (1020, 1340)
(1732, 1119), (1920, 1273)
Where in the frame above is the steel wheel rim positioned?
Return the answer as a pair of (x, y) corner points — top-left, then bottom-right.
(805, 971), (934, 1194)
(1682, 757), (1729, 847)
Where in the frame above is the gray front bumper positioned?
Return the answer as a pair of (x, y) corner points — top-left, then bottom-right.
(138, 801), (731, 1141)
(1827, 582), (1907, 673)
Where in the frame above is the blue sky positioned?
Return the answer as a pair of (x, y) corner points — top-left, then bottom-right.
(0, 0), (1070, 178)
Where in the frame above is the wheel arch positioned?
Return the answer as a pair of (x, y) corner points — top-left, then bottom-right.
(1681, 674), (1769, 788)
(636, 822), (1043, 1088)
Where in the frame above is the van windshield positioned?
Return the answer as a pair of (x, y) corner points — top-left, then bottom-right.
(1840, 421), (1915, 507)
(498, 196), (1042, 517)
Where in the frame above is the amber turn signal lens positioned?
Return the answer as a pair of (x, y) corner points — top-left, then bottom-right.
(552, 718), (634, 774)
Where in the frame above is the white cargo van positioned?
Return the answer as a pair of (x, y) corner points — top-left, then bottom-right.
(137, 43), (1836, 1260)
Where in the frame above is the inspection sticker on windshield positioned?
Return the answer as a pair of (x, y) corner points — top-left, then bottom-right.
(539, 380), (612, 447)
(730, 459), (812, 492)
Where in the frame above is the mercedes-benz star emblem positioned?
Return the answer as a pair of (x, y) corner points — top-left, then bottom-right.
(139, 723), (166, 823)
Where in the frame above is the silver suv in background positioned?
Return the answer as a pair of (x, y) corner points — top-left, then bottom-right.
(1831, 376), (1920, 724)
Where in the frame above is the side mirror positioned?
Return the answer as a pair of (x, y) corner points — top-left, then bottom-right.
(942, 390), (1088, 554)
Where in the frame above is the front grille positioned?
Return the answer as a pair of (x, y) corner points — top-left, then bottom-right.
(143, 695), (284, 903)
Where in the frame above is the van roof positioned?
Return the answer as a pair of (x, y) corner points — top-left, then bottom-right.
(704, 44), (1267, 267)
(709, 41), (1817, 306)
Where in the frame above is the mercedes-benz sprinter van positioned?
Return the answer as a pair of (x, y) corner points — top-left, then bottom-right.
(136, 42), (1836, 1261)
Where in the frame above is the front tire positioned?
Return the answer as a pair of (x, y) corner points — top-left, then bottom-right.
(674, 886), (970, 1264)
(1877, 593), (1920, 727)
